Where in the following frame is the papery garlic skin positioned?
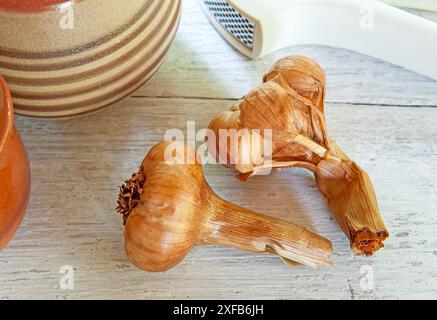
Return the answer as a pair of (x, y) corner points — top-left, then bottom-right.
(263, 56), (326, 113)
(125, 142), (207, 272)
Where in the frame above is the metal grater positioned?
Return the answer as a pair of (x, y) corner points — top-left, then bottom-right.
(203, 0), (255, 48)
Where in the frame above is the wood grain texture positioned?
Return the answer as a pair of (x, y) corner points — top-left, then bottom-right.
(1, 0), (437, 299)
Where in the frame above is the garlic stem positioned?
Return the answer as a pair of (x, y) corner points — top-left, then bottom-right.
(201, 196), (332, 268)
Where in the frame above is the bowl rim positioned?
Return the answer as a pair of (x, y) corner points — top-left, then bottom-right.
(0, 76), (14, 154)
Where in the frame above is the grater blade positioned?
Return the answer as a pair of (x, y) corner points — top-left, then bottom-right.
(203, 0), (255, 49)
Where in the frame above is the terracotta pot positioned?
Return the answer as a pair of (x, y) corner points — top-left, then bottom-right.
(0, 0), (182, 118)
(0, 76), (31, 251)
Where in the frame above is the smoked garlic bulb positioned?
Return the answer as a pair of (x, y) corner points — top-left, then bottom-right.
(208, 56), (388, 255)
(117, 141), (332, 271)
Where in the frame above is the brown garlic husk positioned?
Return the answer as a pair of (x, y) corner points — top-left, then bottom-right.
(263, 55), (326, 113)
(207, 56), (388, 256)
(117, 141), (332, 272)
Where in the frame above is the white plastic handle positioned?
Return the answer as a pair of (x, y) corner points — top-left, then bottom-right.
(234, 0), (437, 80)
(383, 0), (437, 12)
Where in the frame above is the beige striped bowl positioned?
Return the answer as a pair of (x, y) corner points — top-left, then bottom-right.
(0, 0), (181, 118)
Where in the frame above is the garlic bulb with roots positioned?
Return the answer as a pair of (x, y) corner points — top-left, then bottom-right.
(117, 141), (333, 272)
(207, 56), (388, 256)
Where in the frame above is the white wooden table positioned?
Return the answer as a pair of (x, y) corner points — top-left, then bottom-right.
(1, 0), (437, 299)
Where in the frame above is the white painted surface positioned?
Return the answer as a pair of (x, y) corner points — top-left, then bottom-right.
(1, 0), (436, 299)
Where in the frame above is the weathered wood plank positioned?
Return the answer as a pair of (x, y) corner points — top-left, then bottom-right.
(1, 97), (436, 299)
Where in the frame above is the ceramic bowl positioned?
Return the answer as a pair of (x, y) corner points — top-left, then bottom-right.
(0, 0), (182, 118)
(0, 76), (31, 251)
